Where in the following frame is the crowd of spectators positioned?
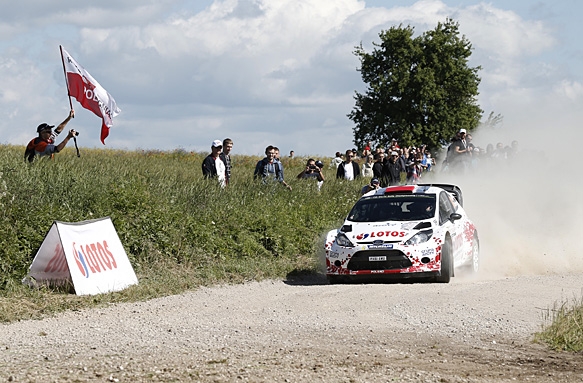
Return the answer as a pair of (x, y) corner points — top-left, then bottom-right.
(200, 132), (519, 193)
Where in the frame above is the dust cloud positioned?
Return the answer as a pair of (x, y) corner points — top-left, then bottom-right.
(431, 121), (583, 280)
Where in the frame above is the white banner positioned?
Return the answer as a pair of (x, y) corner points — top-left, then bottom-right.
(25, 217), (138, 296)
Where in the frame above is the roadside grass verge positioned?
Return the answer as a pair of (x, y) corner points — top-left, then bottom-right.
(0, 145), (358, 322)
(535, 297), (583, 352)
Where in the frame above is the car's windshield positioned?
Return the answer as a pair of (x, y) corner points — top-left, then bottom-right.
(347, 194), (436, 222)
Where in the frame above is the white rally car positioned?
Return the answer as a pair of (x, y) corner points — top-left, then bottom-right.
(324, 184), (478, 283)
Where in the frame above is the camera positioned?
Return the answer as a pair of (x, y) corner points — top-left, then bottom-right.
(309, 165), (317, 170)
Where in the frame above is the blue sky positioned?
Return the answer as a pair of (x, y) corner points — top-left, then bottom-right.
(1, 0), (581, 156)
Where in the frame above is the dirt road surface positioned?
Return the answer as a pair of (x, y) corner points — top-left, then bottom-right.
(1, 273), (582, 382)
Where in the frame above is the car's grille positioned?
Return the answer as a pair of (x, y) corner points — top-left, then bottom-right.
(347, 250), (412, 271)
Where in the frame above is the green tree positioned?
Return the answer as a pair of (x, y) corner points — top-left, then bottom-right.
(349, 19), (483, 151)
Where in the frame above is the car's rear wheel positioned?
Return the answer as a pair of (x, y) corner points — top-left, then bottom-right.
(436, 239), (453, 283)
(469, 237), (479, 273)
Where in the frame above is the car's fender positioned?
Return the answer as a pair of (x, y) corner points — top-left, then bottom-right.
(324, 229), (339, 251)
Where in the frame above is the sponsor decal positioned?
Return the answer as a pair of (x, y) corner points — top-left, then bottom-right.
(328, 251), (340, 259)
(72, 241), (118, 278)
(367, 244), (394, 249)
(356, 231), (405, 240)
(421, 248), (435, 256)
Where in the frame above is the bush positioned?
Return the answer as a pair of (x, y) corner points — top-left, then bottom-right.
(0, 145), (360, 295)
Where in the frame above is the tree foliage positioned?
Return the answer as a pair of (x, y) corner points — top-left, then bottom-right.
(349, 19), (483, 151)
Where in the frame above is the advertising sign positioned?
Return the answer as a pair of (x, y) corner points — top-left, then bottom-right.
(25, 217), (138, 296)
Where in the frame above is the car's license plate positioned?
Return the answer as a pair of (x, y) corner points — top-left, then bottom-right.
(369, 256), (386, 261)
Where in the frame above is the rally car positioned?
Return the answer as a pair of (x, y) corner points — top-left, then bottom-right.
(324, 184), (479, 283)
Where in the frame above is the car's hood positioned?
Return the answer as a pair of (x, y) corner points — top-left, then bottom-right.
(345, 220), (433, 243)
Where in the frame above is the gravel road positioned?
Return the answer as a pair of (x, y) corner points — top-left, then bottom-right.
(1, 272), (582, 382)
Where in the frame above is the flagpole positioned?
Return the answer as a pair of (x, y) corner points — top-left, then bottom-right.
(59, 45), (74, 112)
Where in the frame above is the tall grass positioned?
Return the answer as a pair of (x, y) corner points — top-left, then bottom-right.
(0, 145), (360, 321)
(535, 297), (583, 352)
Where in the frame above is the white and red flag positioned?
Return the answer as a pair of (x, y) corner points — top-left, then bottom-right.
(60, 46), (121, 144)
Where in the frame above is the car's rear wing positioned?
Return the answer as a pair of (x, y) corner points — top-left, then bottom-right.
(417, 183), (464, 207)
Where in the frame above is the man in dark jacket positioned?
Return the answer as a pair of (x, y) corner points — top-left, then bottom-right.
(219, 138), (233, 185)
(384, 151), (402, 186)
(372, 152), (389, 186)
(202, 140), (227, 187)
(336, 149), (360, 180)
(254, 145), (292, 190)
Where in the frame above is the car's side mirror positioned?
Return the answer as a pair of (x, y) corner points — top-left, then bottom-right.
(450, 213), (462, 222)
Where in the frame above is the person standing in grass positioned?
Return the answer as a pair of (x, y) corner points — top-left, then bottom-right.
(254, 145), (292, 191)
(202, 140), (227, 188)
(336, 149), (360, 180)
(273, 146), (285, 182)
(24, 110), (76, 162)
(219, 138), (233, 186)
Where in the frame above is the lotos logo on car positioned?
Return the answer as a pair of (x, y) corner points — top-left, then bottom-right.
(356, 231), (406, 240)
(72, 241), (118, 278)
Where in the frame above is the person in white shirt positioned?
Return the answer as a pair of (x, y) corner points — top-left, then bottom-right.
(336, 149), (360, 180)
(202, 140), (227, 188)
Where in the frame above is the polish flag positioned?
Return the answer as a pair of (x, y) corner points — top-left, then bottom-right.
(61, 46), (121, 144)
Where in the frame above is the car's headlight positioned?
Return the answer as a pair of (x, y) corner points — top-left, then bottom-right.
(404, 229), (433, 245)
(335, 232), (355, 248)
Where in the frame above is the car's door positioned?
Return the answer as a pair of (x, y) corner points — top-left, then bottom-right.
(439, 191), (465, 265)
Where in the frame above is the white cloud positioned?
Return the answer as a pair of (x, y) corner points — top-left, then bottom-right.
(0, 0), (580, 155)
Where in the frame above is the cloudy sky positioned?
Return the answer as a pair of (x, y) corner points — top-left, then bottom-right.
(1, 0), (581, 156)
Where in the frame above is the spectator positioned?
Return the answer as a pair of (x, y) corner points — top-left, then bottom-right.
(273, 146), (285, 181)
(361, 154), (374, 178)
(385, 151), (402, 186)
(491, 142), (506, 159)
(361, 177), (380, 195)
(451, 128), (472, 171)
(254, 145), (292, 190)
(329, 152), (343, 169)
(219, 138), (233, 185)
(485, 143), (494, 158)
(424, 150), (435, 172)
(336, 149), (360, 180)
(372, 152), (388, 186)
(507, 140), (519, 159)
(297, 158), (325, 182)
(289, 150), (295, 158)
(24, 110), (76, 162)
(391, 138), (400, 149)
(202, 140), (227, 187)
(406, 152), (424, 184)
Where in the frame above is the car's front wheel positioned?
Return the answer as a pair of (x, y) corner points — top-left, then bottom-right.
(436, 239), (453, 283)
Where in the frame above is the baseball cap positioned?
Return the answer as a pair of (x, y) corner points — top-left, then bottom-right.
(37, 123), (54, 133)
(211, 140), (222, 148)
(315, 160), (324, 168)
(391, 151), (398, 156)
(459, 128), (467, 134)
(371, 178), (380, 184)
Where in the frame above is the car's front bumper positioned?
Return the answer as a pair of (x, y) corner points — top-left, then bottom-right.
(325, 239), (443, 277)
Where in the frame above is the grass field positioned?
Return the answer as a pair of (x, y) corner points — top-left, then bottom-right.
(0, 145), (360, 321)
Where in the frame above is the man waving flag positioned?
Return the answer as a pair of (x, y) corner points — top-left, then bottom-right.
(60, 46), (121, 144)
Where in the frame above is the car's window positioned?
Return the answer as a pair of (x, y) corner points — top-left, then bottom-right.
(439, 192), (455, 225)
(347, 194), (436, 222)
